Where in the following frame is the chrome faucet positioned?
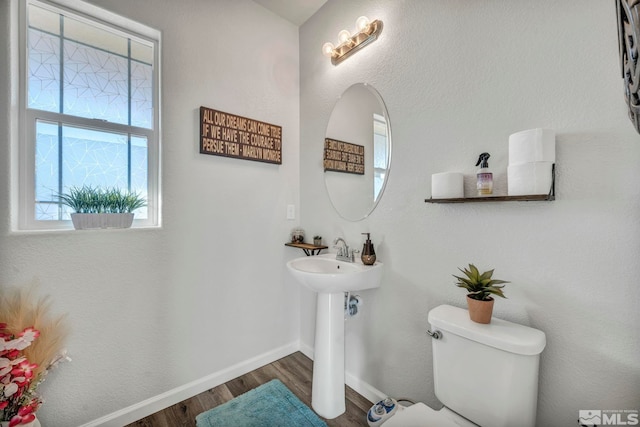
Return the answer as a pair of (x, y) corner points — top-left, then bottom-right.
(334, 237), (355, 262)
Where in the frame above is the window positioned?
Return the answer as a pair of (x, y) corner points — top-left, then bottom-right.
(373, 113), (388, 202)
(19, 0), (160, 230)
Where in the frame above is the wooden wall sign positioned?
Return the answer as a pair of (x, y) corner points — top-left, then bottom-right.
(200, 106), (282, 164)
(323, 138), (365, 175)
(617, 0), (640, 134)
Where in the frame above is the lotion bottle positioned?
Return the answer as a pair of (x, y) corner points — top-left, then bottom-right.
(475, 152), (493, 196)
(361, 233), (376, 265)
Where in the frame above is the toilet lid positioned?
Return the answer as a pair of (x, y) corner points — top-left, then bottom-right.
(383, 403), (462, 427)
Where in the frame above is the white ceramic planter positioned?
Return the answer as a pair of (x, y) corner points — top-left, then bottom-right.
(71, 213), (134, 230)
(0, 415), (41, 427)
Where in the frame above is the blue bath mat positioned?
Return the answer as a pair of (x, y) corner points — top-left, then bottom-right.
(195, 379), (327, 427)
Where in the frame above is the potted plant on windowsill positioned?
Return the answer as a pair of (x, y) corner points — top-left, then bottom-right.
(58, 186), (146, 230)
(453, 264), (509, 324)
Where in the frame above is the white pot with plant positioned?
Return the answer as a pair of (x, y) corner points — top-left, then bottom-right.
(453, 264), (509, 324)
(58, 186), (146, 230)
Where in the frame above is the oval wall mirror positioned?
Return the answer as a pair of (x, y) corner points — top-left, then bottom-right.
(324, 83), (392, 221)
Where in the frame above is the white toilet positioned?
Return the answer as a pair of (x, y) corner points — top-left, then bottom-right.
(383, 304), (546, 427)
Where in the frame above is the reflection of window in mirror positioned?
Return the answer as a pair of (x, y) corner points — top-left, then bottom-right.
(373, 113), (388, 201)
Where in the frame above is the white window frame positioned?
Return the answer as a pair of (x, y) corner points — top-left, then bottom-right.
(17, 0), (161, 230)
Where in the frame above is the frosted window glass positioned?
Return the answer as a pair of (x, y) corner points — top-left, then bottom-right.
(130, 136), (148, 219)
(35, 121), (59, 202)
(61, 126), (129, 190)
(35, 203), (60, 221)
(28, 29), (60, 112)
(131, 61), (153, 128)
(63, 40), (129, 124)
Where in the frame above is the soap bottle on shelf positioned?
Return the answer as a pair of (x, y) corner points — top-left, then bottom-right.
(475, 152), (493, 196)
(361, 233), (376, 265)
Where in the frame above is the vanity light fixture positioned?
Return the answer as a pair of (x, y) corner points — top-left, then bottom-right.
(322, 16), (383, 65)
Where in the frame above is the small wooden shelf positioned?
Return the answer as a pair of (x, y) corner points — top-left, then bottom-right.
(426, 164), (556, 204)
(425, 193), (554, 204)
(285, 242), (328, 256)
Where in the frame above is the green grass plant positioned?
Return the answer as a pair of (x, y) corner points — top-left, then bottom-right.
(58, 185), (146, 214)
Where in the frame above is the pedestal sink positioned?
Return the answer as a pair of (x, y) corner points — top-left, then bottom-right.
(286, 253), (383, 419)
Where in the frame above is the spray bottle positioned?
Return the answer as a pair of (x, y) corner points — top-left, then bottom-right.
(475, 152), (493, 195)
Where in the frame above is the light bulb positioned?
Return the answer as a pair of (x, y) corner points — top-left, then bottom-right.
(338, 30), (351, 44)
(355, 16), (370, 32)
(322, 42), (335, 57)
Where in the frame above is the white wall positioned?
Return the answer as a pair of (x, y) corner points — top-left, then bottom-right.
(300, 1), (640, 426)
(0, 0), (301, 426)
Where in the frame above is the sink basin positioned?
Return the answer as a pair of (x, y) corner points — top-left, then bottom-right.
(286, 253), (383, 293)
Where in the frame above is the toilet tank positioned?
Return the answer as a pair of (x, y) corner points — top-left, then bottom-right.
(428, 305), (546, 427)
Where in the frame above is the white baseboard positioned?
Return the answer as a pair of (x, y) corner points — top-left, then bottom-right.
(78, 341), (299, 427)
(80, 340), (385, 427)
(345, 371), (386, 405)
(298, 340), (314, 360)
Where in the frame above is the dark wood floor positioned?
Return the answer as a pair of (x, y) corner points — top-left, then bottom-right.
(125, 351), (371, 427)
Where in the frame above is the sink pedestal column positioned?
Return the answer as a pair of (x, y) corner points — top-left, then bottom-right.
(311, 292), (345, 419)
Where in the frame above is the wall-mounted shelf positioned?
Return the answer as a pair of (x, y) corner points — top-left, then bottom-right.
(426, 164), (556, 204)
(425, 193), (554, 203)
(285, 242), (328, 256)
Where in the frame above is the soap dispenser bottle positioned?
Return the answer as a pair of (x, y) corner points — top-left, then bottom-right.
(475, 152), (493, 196)
(361, 233), (376, 265)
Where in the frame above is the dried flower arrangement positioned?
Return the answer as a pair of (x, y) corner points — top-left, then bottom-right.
(0, 287), (69, 426)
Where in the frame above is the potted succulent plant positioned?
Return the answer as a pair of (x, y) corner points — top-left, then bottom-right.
(453, 264), (509, 324)
(313, 235), (322, 246)
(58, 185), (146, 230)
